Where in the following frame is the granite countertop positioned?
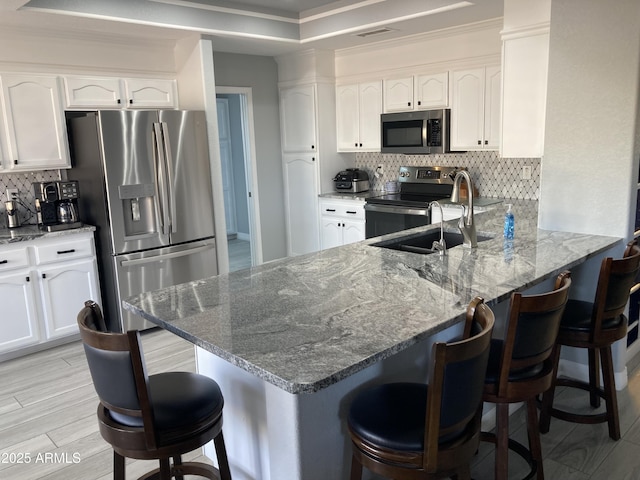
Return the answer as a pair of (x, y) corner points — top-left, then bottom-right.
(123, 200), (621, 394)
(0, 224), (96, 245)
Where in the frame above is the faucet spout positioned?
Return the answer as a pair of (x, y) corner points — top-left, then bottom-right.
(429, 201), (446, 255)
(450, 170), (477, 248)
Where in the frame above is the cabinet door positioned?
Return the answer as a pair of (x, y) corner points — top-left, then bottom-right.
(64, 76), (123, 109)
(280, 85), (317, 152)
(0, 270), (40, 353)
(358, 81), (383, 151)
(415, 72), (449, 109)
(483, 66), (501, 150)
(320, 218), (343, 250)
(450, 68), (485, 151)
(38, 257), (100, 340)
(342, 221), (365, 245)
(0, 74), (70, 171)
(283, 154), (320, 255)
(336, 84), (360, 151)
(384, 77), (413, 112)
(124, 78), (178, 109)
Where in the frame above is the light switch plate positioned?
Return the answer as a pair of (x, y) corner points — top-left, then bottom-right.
(521, 166), (532, 180)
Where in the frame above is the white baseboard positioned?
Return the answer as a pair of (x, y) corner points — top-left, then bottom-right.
(558, 358), (628, 390)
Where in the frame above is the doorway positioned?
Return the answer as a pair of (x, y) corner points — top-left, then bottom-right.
(215, 87), (262, 272)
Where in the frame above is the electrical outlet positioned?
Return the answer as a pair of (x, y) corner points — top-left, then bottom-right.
(521, 166), (532, 180)
(6, 188), (18, 201)
(375, 164), (384, 178)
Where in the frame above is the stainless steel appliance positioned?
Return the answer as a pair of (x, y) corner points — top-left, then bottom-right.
(333, 168), (370, 192)
(33, 180), (83, 231)
(365, 165), (461, 238)
(381, 109), (452, 154)
(5, 201), (20, 228)
(66, 110), (217, 332)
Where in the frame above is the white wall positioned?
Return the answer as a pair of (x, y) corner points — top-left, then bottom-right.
(539, 0), (640, 242)
(212, 51), (287, 262)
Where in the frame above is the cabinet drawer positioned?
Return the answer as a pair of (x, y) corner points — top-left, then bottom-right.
(0, 247), (29, 273)
(319, 200), (365, 220)
(34, 237), (95, 265)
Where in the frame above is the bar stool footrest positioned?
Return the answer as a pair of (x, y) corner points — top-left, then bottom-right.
(480, 431), (538, 480)
(543, 377), (609, 425)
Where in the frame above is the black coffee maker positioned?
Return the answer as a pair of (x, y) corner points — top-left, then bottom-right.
(33, 181), (81, 231)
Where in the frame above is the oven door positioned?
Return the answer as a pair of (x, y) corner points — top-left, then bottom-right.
(364, 203), (431, 238)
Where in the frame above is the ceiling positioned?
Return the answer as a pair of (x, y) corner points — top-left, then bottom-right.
(1, 0), (504, 57)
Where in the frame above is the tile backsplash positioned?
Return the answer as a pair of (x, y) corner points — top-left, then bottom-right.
(355, 151), (540, 200)
(0, 170), (61, 226)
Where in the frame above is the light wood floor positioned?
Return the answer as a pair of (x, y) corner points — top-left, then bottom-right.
(2, 329), (640, 479)
(227, 237), (252, 272)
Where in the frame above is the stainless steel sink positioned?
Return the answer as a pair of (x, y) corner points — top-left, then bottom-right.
(373, 229), (492, 254)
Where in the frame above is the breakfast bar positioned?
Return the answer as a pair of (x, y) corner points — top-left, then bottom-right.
(123, 200), (622, 480)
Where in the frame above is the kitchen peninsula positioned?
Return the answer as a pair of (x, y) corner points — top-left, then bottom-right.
(123, 201), (621, 480)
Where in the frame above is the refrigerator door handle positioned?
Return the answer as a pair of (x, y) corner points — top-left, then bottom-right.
(153, 122), (170, 236)
(120, 244), (214, 267)
(160, 122), (177, 234)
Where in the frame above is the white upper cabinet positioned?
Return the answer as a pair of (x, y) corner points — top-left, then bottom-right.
(280, 84), (317, 153)
(383, 72), (448, 112)
(0, 74), (70, 171)
(414, 72), (449, 109)
(450, 66), (501, 151)
(124, 78), (177, 109)
(384, 76), (414, 112)
(64, 76), (123, 108)
(500, 31), (550, 158)
(64, 76), (178, 110)
(336, 81), (382, 152)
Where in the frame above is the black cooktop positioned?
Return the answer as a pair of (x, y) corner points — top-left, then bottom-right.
(366, 192), (451, 207)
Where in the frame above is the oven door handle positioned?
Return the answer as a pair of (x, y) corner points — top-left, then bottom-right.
(364, 203), (431, 216)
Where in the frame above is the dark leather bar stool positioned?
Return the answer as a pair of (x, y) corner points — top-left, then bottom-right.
(540, 240), (640, 440)
(77, 300), (232, 480)
(481, 271), (571, 480)
(347, 296), (495, 480)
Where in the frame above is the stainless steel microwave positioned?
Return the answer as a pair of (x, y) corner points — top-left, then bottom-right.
(381, 109), (451, 154)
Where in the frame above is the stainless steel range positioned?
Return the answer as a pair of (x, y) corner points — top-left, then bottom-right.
(364, 165), (462, 238)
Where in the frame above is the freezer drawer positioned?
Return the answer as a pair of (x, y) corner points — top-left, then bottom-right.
(113, 238), (217, 331)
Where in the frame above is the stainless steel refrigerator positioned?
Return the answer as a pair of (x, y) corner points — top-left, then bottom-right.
(66, 110), (218, 331)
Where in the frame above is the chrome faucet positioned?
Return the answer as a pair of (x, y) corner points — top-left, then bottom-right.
(450, 170), (477, 248)
(429, 201), (446, 255)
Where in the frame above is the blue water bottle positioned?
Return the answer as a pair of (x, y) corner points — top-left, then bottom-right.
(503, 204), (514, 240)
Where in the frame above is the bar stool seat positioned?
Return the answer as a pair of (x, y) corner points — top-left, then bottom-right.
(540, 240), (640, 441)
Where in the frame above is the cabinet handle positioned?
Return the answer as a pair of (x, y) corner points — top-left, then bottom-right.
(0, 260), (7, 265)
(26, 276), (29, 282)
(117, 99), (121, 104)
(355, 142), (358, 147)
(477, 140), (482, 145)
(42, 273), (46, 279)
(129, 99), (133, 104)
(312, 157), (315, 161)
(57, 249), (76, 255)
(408, 102), (411, 107)
(418, 101), (421, 106)
(359, 143), (362, 147)
(346, 211), (357, 215)
(311, 145), (315, 149)
(14, 159), (18, 165)
(326, 209), (336, 212)
(484, 140), (488, 145)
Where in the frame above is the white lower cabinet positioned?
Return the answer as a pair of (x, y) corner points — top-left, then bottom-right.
(0, 231), (101, 358)
(0, 268), (40, 352)
(319, 198), (366, 250)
